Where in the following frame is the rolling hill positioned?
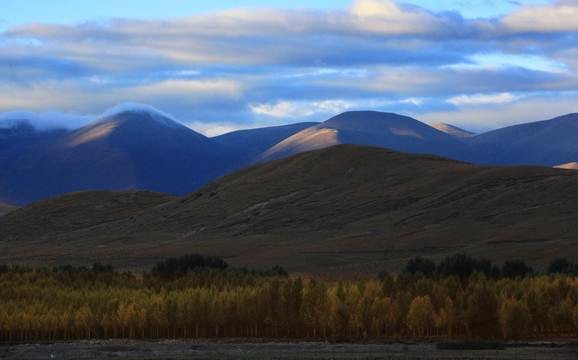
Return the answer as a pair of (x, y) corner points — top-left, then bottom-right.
(256, 111), (477, 163)
(1, 144), (577, 279)
(464, 113), (578, 166)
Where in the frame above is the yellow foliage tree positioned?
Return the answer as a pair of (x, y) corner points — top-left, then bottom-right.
(407, 295), (435, 338)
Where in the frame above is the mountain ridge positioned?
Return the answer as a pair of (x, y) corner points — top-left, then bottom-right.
(464, 113), (578, 166)
(256, 111), (477, 163)
(1, 107), (577, 205)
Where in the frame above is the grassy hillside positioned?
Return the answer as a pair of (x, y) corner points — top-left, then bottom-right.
(1, 145), (577, 279)
(0, 201), (18, 217)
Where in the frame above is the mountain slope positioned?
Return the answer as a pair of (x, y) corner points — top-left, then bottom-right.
(554, 162), (578, 170)
(0, 122), (68, 205)
(464, 113), (578, 166)
(213, 122), (318, 157)
(52, 110), (237, 194)
(0, 110), (240, 204)
(256, 111), (477, 163)
(1, 144), (577, 278)
(429, 122), (477, 139)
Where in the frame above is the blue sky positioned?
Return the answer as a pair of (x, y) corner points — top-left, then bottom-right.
(0, 0), (576, 135)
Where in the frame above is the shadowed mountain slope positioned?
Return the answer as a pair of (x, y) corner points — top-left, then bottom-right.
(0, 110), (240, 204)
(464, 113), (578, 166)
(1, 145), (577, 278)
(0, 122), (67, 205)
(256, 111), (477, 163)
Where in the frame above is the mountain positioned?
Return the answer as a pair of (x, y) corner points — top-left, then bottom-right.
(0, 121), (68, 205)
(256, 111), (477, 163)
(2, 144), (576, 279)
(429, 122), (477, 139)
(464, 113), (578, 166)
(212, 122), (318, 157)
(0, 109), (240, 205)
(2, 107), (578, 205)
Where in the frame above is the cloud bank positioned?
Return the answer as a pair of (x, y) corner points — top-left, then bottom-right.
(0, 103), (180, 132)
(1, 0), (577, 134)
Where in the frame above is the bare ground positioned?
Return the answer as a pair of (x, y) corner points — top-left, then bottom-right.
(1, 340), (578, 360)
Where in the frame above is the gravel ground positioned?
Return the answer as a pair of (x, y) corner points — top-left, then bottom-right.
(1, 340), (578, 359)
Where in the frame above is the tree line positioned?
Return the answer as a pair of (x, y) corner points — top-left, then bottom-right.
(1, 255), (578, 341)
(400, 254), (578, 279)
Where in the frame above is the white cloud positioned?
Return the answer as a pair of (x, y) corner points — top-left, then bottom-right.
(0, 109), (95, 131)
(457, 53), (567, 72)
(100, 102), (179, 121)
(350, 0), (458, 35)
(250, 97), (422, 119)
(416, 92), (578, 133)
(447, 92), (522, 106)
(251, 99), (371, 119)
(1, 0), (578, 132)
(0, 102), (190, 132)
(133, 78), (244, 99)
(188, 122), (261, 137)
(501, 1), (578, 33)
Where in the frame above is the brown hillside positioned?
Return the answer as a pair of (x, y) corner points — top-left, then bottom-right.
(1, 145), (577, 279)
(0, 201), (18, 217)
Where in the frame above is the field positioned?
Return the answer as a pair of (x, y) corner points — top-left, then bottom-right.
(2, 340), (578, 359)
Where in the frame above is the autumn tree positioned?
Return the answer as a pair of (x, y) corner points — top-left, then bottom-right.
(500, 298), (531, 340)
(466, 281), (500, 339)
(407, 295), (435, 337)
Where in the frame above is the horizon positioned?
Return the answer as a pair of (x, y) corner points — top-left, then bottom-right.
(1, 0), (577, 136)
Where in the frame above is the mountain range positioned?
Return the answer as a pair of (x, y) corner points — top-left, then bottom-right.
(1, 144), (576, 278)
(0, 107), (577, 206)
(255, 111), (477, 163)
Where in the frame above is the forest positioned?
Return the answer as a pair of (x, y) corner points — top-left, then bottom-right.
(2, 255), (578, 342)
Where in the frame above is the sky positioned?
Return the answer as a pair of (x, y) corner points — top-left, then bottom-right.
(0, 0), (576, 136)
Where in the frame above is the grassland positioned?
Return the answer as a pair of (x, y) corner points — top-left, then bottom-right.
(0, 145), (577, 279)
